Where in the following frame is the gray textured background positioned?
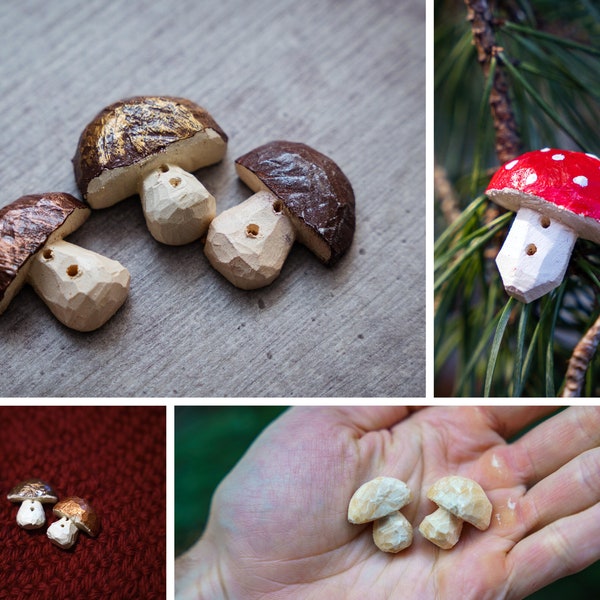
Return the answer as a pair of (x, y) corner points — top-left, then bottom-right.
(0, 0), (425, 397)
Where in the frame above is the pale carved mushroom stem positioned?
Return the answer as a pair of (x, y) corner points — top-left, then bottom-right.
(47, 516), (80, 549)
(496, 207), (577, 304)
(16, 499), (46, 529)
(140, 164), (216, 246)
(418, 506), (463, 550)
(27, 239), (130, 332)
(204, 191), (296, 290)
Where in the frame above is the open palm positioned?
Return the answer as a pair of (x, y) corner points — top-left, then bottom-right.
(176, 406), (600, 599)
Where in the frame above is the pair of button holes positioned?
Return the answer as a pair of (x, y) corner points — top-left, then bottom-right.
(525, 215), (551, 256)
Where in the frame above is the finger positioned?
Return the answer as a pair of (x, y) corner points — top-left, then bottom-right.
(506, 502), (600, 600)
(517, 447), (600, 537)
(481, 406), (560, 439)
(324, 406), (414, 434)
(506, 406), (600, 486)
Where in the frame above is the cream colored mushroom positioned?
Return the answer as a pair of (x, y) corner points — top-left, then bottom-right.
(0, 193), (130, 332)
(348, 476), (413, 554)
(419, 476), (492, 549)
(73, 96), (227, 246)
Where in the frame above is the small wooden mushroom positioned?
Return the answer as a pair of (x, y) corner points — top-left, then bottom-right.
(73, 96), (228, 245)
(347, 477), (414, 554)
(204, 140), (355, 289)
(47, 496), (100, 549)
(486, 148), (600, 303)
(418, 476), (492, 550)
(7, 478), (58, 529)
(0, 193), (130, 331)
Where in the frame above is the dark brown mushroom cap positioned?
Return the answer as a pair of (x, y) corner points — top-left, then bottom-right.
(7, 478), (58, 503)
(53, 496), (101, 537)
(235, 141), (355, 265)
(73, 95), (229, 196)
(0, 193), (90, 313)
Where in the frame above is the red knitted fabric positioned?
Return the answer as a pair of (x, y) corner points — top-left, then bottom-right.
(0, 406), (166, 600)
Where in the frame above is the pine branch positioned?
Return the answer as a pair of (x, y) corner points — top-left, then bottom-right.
(434, 164), (462, 225)
(464, 0), (521, 163)
(561, 315), (600, 397)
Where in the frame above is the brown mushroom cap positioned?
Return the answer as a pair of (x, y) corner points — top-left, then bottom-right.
(235, 140), (355, 265)
(0, 193), (90, 314)
(53, 496), (101, 537)
(73, 96), (228, 208)
(7, 478), (58, 503)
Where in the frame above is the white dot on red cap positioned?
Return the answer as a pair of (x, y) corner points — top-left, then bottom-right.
(505, 160), (518, 170)
(541, 148), (550, 152)
(573, 176), (588, 187)
(586, 153), (599, 160)
(526, 172), (538, 185)
(552, 154), (565, 161)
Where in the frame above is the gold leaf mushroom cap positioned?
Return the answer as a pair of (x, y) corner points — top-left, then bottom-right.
(0, 193), (90, 315)
(426, 476), (492, 530)
(235, 140), (355, 265)
(7, 478), (59, 503)
(53, 496), (101, 538)
(73, 96), (228, 208)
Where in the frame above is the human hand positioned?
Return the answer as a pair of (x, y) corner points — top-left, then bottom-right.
(175, 406), (600, 599)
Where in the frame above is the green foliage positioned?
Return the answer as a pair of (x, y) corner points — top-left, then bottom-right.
(434, 0), (600, 397)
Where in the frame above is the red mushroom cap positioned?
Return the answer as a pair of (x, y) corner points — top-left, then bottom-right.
(486, 148), (600, 242)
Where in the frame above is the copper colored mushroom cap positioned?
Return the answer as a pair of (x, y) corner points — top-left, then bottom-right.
(53, 496), (101, 537)
(0, 193), (90, 314)
(235, 140), (355, 265)
(73, 96), (228, 207)
(7, 478), (59, 503)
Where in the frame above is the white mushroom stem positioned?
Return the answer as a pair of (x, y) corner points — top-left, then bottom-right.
(496, 207), (578, 303)
(27, 239), (130, 332)
(47, 517), (79, 549)
(204, 190), (296, 290)
(418, 506), (463, 550)
(16, 499), (46, 529)
(140, 164), (216, 245)
(373, 511), (414, 553)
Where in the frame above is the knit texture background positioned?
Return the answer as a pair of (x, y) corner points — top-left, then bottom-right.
(0, 406), (166, 600)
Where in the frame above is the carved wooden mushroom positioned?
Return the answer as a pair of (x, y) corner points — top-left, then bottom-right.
(73, 96), (228, 246)
(419, 476), (492, 550)
(47, 496), (100, 549)
(348, 477), (413, 553)
(0, 193), (130, 331)
(486, 148), (600, 303)
(7, 478), (58, 529)
(204, 140), (355, 289)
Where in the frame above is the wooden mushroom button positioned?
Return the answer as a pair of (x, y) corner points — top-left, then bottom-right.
(7, 478), (58, 529)
(204, 140), (355, 289)
(418, 476), (492, 549)
(47, 496), (100, 549)
(347, 477), (413, 553)
(0, 193), (130, 331)
(73, 96), (228, 245)
(486, 148), (600, 303)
